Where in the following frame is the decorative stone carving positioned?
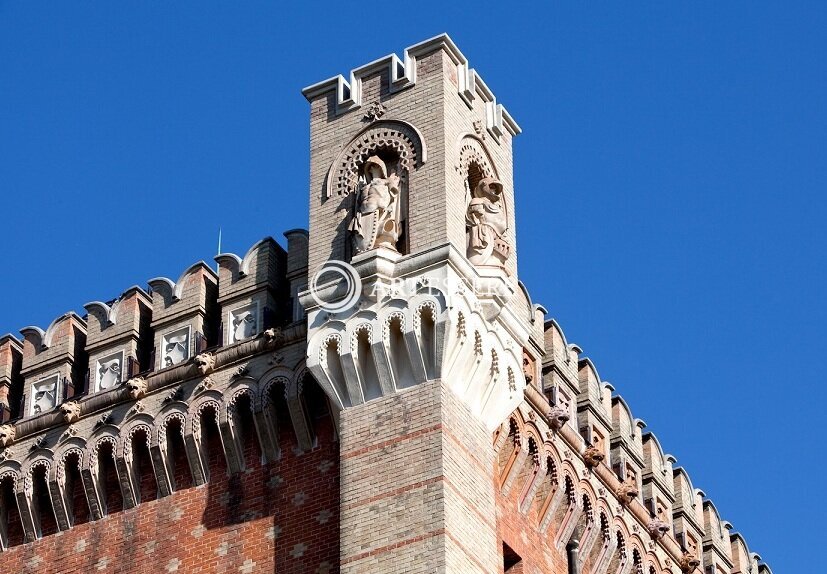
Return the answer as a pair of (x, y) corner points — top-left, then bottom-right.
(194, 352), (215, 376)
(264, 327), (284, 347)
(230, 305), (258, 343)
(363, 101), (386, 122)
(678, 552), (701, 573)
(583, 445), (605, 469)
(326, 121), (424, 199)
(548, 405), (570, 431)
(164, 387), (183, 403)
(195, 377), (214, 394)
(466, 178), (510, 267)
(95, 412), (113, 428)
(473, 119), (486, 140)
(349, 155), (403, 254)
(126, 377), (147, 399)
(60, 401), (81, 424)
(522, 349), (534, 385)
(96, 351), (123, 391)
(0, 424), (16, 448)
(162, 328), (190, 367)
(616, 478), (639, 505)
(32, 375), (59, 415)
(647, 518), (670, 540)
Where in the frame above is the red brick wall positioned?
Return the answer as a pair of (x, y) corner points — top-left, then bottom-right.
(495, 447), (569, 574)
(0, 412), (340, 573)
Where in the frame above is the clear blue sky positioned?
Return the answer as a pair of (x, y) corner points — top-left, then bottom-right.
(1, 2), (823, 570)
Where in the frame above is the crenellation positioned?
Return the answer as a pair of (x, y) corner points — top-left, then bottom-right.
(283, 228), (309, 323)
(148, 262), (218, 371)
(609, 395), (646, 504)
(575, 358), (614, 469)
(19, 313), (88, 418)
(84, 287), (152, 394)
(215, 237), (288, 347)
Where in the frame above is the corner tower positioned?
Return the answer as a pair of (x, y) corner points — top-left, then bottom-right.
(302, 35), (543, 573)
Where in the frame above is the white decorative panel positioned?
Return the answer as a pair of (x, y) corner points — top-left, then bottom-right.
(229, 304), (258, 344)
(162, 327), (190, 368)
(96, 351), (124, 391)
(31, 375), (59, 415)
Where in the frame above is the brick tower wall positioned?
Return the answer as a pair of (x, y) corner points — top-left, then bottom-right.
(338, 379), (499, 573)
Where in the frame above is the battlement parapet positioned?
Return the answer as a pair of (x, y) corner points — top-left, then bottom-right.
(532, 317), (771, 573)
(302, 33), (520, 140)
(148, 262), (219, 371)
(215, 237), (288, 347)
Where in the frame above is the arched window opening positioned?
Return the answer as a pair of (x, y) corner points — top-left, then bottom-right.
(131, 429), (157, 504)
(301, 374), (333, 443)
(165, 418), (192, 491)
(269, 381), (296, 450)
(97, 442), (122, 515)
(355, 328), (381, 401)
(517, 437), (541, 507)
(497, 418), (520, 482)
(632, 548), (644, 574)
(31, 464), (57, 537)
(608, 531), (628, 573)
(534, 456), (558, 522)
(585, 511), (612, 571)
(387, 316), (415, 389)
(324, 338), (349, 408)
(0, 475), (23, 548)
(199, 405), (226, 480)
(63, 452), (89, 526)
(233, 393), (262, 468)
(416, 305), (437, 379)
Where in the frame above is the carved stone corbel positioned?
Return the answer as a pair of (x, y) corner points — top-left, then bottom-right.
(583, 445), (605, 469)
(678, 552), (701, 573)
(194, 352), (216, 376)
(59, 401), (81, 424)
(615, 478), (639, 505)
(0, 424), (16, 448)
(647, 518), (670, 540)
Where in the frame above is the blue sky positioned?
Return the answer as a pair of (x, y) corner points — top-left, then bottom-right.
(1, 2), (823, 569)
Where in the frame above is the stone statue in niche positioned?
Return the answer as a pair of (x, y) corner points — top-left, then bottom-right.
(466, 177), (510, 267)
(349, 155), (403, 254)
(97, 353), (123, 390)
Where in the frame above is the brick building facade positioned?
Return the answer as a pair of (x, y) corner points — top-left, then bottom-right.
(0, 35), (770, 574)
